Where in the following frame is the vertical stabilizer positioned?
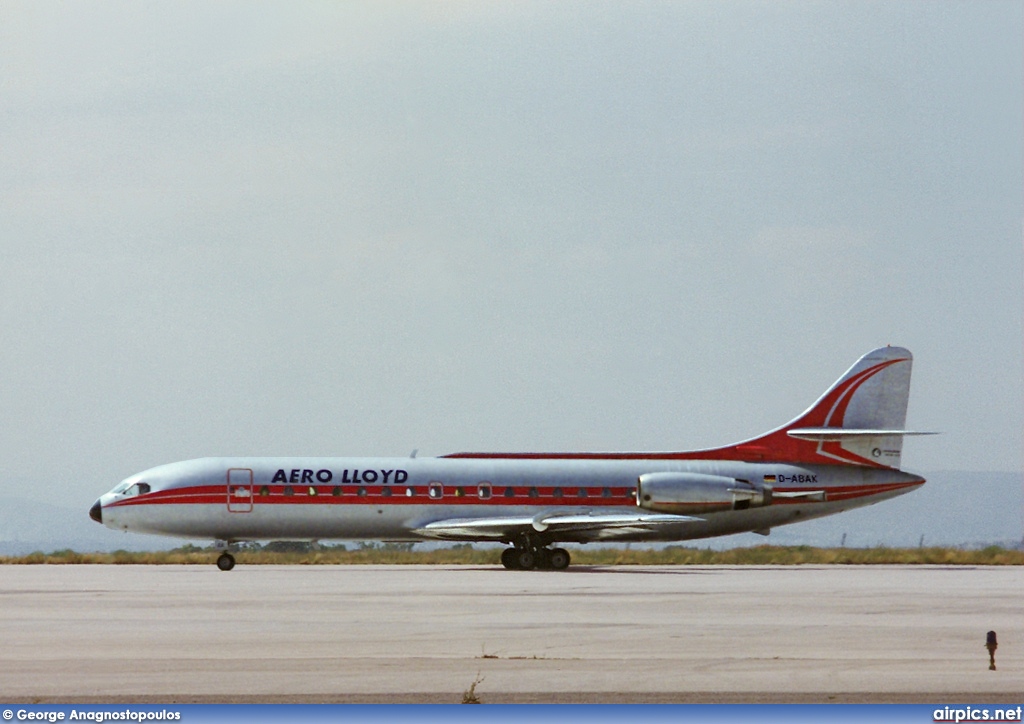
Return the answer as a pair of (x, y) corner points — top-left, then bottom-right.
(792, 346), (914, 468)
(721, 346), (922, 468)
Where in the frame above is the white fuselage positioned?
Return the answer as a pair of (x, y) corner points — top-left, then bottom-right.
(89, 346), (931, 569)
(96, 456), (923, 544)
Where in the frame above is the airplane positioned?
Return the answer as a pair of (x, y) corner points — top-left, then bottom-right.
(89, 346), (931, 571)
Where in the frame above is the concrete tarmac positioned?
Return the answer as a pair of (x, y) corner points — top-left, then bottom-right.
(0, 564), (1020, 703)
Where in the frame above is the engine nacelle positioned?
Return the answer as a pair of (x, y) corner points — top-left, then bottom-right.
(636, 472), (772, 515)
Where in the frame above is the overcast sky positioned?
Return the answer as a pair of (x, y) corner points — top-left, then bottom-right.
(1, 2), (1021, 512)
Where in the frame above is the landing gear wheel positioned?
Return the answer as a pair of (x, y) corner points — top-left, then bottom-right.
(500, 548), (519, 569)
(515, 549), (536, 570)
(548, 548), (570, 570)
(534, 548), (552, 569)
(216, 553), (236, 571)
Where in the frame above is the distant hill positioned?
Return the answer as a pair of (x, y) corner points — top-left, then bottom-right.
(0, 495), (187, 555)
(0, 470), (1019, 554)
(707, 470), (1023, 549)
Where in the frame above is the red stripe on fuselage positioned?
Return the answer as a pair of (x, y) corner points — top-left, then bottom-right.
(107, 480), (920, 509)
(771, 480), (920, 504)
(106, 485), (639, 508)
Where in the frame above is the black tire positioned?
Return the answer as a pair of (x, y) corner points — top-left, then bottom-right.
(534, 548), (552, 569)
(216, 553), (236, 571)
(548, 548), (570, 570)
(500, 548), (519, 569)
(515, 549), (536, 570)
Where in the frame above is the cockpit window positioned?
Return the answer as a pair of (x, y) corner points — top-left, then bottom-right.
(112, 482), (131, 495)
(120, 482), (151, 497)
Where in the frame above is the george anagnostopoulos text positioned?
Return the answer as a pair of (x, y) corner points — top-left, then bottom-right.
(12, 712), (180, 723)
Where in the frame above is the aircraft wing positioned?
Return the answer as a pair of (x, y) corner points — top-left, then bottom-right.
(413, 509), (702, 543)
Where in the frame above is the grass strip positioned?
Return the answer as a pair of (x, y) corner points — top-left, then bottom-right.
(2, 544), (1021, 566)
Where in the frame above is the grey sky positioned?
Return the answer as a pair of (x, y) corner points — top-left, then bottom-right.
(1, 2), (1021, 514)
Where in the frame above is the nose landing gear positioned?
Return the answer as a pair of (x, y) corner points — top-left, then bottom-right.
(213, 540), (237, 571)
(500, 546), (570, 570)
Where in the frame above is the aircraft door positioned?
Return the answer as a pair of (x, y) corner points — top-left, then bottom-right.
(227, 468), (254, 513)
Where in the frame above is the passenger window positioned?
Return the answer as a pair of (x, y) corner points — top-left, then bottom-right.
(528, 487), (539, 498)
(357, 487), (367, 497)
(455, 486), (465, 497)
(602, 487), (611, 498)
(381, 487), (392, 497)
(260, 486), (270, 496)
(577, 488), (588, 497)
(404, 487), (414, 497)
(284, 486), (294, 496)
(477, 484), (491, 500)
(552, 487), (563, 498)
(332, 486), (341, 496)
(428, 483), (443, 499)
(503, 487), (515, 498)
(308, 486), (317, 496)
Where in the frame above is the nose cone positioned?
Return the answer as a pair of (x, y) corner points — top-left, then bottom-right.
(89, 499), (103, 524)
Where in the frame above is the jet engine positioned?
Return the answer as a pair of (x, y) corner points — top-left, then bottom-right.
(636, 472), (771, 515)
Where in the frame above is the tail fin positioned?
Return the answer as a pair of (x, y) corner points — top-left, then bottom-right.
(726, 346), (930, 468)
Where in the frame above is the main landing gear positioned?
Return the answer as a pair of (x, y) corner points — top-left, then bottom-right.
(500, 546), (571, 571)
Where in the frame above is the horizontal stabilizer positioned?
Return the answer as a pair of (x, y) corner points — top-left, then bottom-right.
(787, 428), (938, 441)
